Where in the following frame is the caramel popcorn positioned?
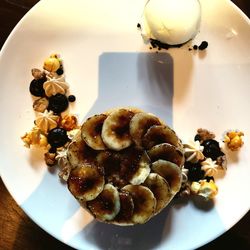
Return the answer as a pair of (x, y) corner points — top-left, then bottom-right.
(43, 57), (60, 72)
(60, 115), (78, 131)
(191, 179), (218, 200)
(223, 130), (244, 151)
(21, 127), (48, 148)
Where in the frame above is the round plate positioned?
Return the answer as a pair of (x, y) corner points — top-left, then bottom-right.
(0, 0), (249, 249)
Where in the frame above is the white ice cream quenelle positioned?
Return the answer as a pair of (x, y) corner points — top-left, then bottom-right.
(141, 0), (201, 45)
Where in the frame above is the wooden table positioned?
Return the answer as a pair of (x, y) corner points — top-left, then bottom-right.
(0, 1), (249, 249)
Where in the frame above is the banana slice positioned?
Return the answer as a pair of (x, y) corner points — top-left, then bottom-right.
(148, 143), (185, 167)
(97, 149), (150, 187)
(129, 151), (151, 185)
(112, 190), (134, 226)
(96, 150), (126, 188)
(143, 173), (172, 214)
(87, 184), (120, 221)
(67, 137), (98, 168)
(151, 160), (182, 194)
(122, 185), (156, 224)
(129, 112), (161, 148)
(67, 165), (105, 201)
(81, 114), (107, 150)
(142, 125), (181, 150)
(101, 109), (135, 151)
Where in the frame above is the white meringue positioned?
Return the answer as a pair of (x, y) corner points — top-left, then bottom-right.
(183, 140), (204, 163)
(35, 110), (59, 133)
(201, 158), (221, 177)
(43, 75), (69, 97)
(56, 148), (72, 181)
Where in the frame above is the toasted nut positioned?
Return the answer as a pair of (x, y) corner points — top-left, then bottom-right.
(196, 128), (215, 142)
(33, 97), (49, 112)
(31, 68), (46, 79)
(44, 152), (56, 166)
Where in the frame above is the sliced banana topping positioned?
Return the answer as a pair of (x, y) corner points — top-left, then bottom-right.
(97, 150), (125, 188)
(87, 184), (120, 221)
(81, 114), (107, 150)
(66, 108), (185, 226)
(67, 137), (98, 168)
(129, 151), (151, 185)
(148, 143), (185, 167)
(151, 160), (182, 194)
(122, 185), (156, 224)
(67, 165), (105, 201)
(130, 112), (161, 148)
(101, 109), (135, 151)
(142, 125), (181, 150)
(97, 149), (150, 187)
(143, 173), (172, 214)
(112, 190), (134, 226)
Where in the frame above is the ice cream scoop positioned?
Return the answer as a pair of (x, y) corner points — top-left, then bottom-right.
(141, 0), (201, 45)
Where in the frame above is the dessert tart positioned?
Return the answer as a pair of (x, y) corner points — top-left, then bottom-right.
(67, 108), (184, 225)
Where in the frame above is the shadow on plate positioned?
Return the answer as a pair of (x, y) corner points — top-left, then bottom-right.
(83, 52), (175, 125)
(83, 205), (173, 250)
(82, 194), (214, 250)
(173, 194), (214, 212)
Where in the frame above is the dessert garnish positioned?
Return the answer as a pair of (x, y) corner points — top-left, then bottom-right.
(43, 75), (69, 97)
(21, 127), (48, 149)
(223, 130), (244, 151)
(201, 158), (221, 177)
(178, 129), (228, 199)
(33, 97), (49, 112)
(183, 139), (204, 163)
(35, 110), (59, 133)
(139, 0), (204, 50)
(22, 56), (245, 226)
(22, 53), (79, 164)
(190, 179), (218, 200)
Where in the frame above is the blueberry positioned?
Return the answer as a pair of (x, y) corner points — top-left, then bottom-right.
(68, 95), (76, 102)
(48, 94), (69, 114)
(202, 139), (224, 160)
(186, 162), (205, 181)
(29, 78), (46, 97)
(193, 45), (198, 50)
(56, 67), (64, 75)
(47, 128), (69, 148)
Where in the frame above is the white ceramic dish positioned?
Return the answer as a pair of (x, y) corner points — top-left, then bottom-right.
(0, 0), (249, 249)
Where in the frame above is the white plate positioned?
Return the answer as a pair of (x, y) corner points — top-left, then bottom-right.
(0, 0), (249, 249)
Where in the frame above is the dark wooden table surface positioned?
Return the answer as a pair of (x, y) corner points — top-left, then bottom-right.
(0, 1), (249, 249)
